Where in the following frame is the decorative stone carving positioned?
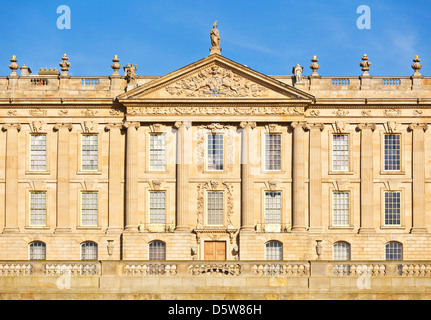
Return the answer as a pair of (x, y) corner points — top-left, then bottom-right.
(361, 109), (372, 116)
(408, 123), (428, 132)
(58, 110), (69, 116)
(165, 65), (268, 97)
(265, 124), (282, 134)
(413, 110), (423, 116)
(9, 55), (19, 77)
(309, 110), (320, 116)
(124, 64), (138, 88)
(29, 109), (47, 116)
(150, 123), (165, 133)
(137, 105), (304, 115)
(196, 182), (234, 228)
(59, 54), (71, 77)
(292, 64), (303, 83)
(333, 109), (349, 117)
(210, 21), (221, 54)
(310, 56), (320, 77)
(29, 121), (45, 133)
(356, 123), (376, 131)
(38, 68), (60, 75)
(383, 109), (401, 117)
(360, 54), (371, 76)
(195, 125), (235, 172)
(2, 123), (21, 132)
(151, 180), (163, 191)
(82, 121), (97, 133)
(7, 110), (17, 116)
(334, 121), (346, 133)
(81, 109), (98, 117)
(53, 123), (73, 132)
(386, 121), (398, 133)
(412, 55), (422, 76)
(111, 55), (121, 76)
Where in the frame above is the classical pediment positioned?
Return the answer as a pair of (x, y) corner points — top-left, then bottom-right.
(117, 54), (314, 102)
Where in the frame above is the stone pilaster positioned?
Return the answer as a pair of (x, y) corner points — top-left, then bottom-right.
(174, 121), (191, 232)
(53, 123), (73, 233)
(123, 121), (140, 232)
(106, 123), (124, 233)
(357, 123), (376, 233)
(2, 123), (21, 233)
(239, 121), (256, 232)
(409, 123), (428, 233)
(307, 123), (324, 232)
(291, 121), (307, 232)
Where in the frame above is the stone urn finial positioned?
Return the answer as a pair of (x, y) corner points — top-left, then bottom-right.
(315, 240), (323, 260)
(59, 54), (71, 77)
(310, 55), (320, 77)
(360, 54), (371, 76)
(412, 55), (422, 76)
(8, 55), (19, 77)
(111, 55), (121, 77)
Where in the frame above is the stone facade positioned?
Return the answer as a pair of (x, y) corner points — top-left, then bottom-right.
(1, 50), (431, 267)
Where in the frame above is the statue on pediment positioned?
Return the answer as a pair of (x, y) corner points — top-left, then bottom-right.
(210, 21), (220, 48)
(292, 64), (303, 84)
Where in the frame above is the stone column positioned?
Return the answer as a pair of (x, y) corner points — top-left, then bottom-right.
(123, 121), (140, 232)
(357, 123), (376, 233)
(307, 123), (324, 232)
(409, 123), (428, 233)
(239, 121), (256, 232)
(106, 123), (124, 233)
(291, 121), (307, 231)
(53, 123), (73, 233)
(2, 123), (21, 233)
(174, 121), (191, 232)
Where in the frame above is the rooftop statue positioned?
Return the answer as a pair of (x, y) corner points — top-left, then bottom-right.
(210, 20), (220, 48)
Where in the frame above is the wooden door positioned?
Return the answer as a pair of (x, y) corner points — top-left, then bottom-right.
(204, 241), (226, 260)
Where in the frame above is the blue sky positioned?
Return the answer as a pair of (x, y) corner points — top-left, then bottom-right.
(0, 0), (429, 77)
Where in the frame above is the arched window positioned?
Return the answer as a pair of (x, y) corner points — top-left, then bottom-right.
(149, 241), (166, 260)
(385, 242), (403, 261)
(29, 241), (46, 260)
(333, 242), (351, 260)
(265, 241), (283, 261)
(81, 242), (98, 260)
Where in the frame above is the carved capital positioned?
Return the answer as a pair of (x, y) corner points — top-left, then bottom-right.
(2, 123), (21, 132)
(291, 121), (307, 130)
(105, 123), (123, 131)
(305, 123), (324, 131)
(123, 121), (140, 130)
(53, 123), (73, 131)
(174, 121), (192, 130)
(356, 123), (376, 131)
(239, 121), (257, 130)
(408, 123), (428, 132)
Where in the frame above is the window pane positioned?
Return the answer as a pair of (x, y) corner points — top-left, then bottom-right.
(81, 242), (98, 260)
(384, 191), (401, 226)
(207, 134), (224, 171)
(265, 241), (283, 260)
(82, 134), (98, 171)
(265, 192), (281, 224)
(386, 242), (402, 260)
(149, 241), (166, 260)
(207, 192), (223, 226)
(29, 242), (46, 260)
(149, 192), (166, 224)
(265, 134), (281, 171)
(384, 134), (401, 171)
(332, 192), (349, 226)
(30, 134), (47, 171)
(333, 242), (350, 260)
(81, 192), (98, 226)
(332, 134), (349, 171)
(149, 134), (166, 171)
(30, 192), (47, 226)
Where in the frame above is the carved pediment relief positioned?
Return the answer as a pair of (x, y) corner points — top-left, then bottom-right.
(117, 55), (315, 101)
